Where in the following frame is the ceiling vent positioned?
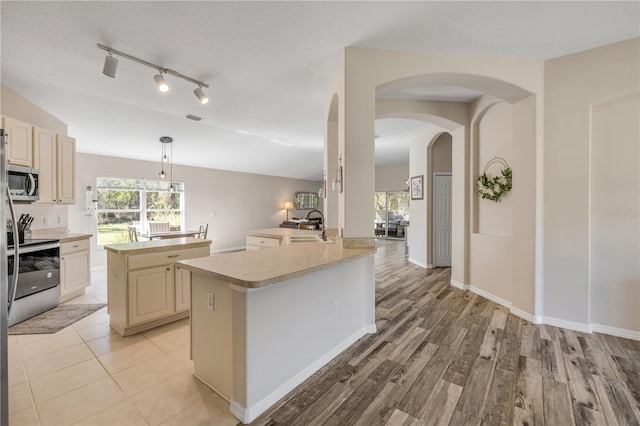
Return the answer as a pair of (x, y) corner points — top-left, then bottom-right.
(186, 114), (203, 121)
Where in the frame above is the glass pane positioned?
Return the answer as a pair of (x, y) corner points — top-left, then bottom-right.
(97, 189), (140, 210)
(374, 192), (387, 237)
(146, 211), (182, 231)
(146, 191), (180, 210)
(146, 180), (184, 192)
(97, 212), (140, 245)
(386, 192), (410, 239)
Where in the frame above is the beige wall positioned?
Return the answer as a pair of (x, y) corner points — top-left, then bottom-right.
(375, 163), (409, 193)
(544, 37), (639, 334)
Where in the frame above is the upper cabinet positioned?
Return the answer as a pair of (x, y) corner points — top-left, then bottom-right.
(2, 116), (33, 166)
(32, 127), (76, 204)
(57, 136), (76, 204)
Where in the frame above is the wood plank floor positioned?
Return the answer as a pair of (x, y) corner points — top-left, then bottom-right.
(250, 241), (640, 425)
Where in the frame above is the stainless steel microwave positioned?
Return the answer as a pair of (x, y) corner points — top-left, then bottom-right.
(7, 164), (39, 203)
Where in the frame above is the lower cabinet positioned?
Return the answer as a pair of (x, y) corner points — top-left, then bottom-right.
(246, 235), (281, 250)
(60, 238), (91, 303)
(107, 243), (210, 336)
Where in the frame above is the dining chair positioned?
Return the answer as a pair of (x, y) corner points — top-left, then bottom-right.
(197, 223), (208, 239)
(127, 226), (138, 242)
(149, 222), (171, 233)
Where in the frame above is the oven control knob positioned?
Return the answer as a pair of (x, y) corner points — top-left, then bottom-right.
(47, 272), (53, 278)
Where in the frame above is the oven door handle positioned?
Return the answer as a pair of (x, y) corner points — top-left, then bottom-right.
(10, 242), (60, 255)
(6, 185), (19, 314)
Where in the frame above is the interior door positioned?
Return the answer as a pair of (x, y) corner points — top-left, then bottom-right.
(433, 173), (452, 267)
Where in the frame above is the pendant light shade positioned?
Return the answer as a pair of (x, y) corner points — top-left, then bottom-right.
(102, 54), (118, 78)
(194, 87), (209, 104)
(154, 73), (169, 92)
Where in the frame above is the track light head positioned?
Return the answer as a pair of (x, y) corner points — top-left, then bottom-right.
(194, 87), (209, 104)
(154, 73), (169, 92)
(102, 54), (118, 78)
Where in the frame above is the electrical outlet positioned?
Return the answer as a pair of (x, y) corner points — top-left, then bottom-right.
(43, 217), (49, 225)
(333, 300), (339, 315)
(207, 293), (215, 311)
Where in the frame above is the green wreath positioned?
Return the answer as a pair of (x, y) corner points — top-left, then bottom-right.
(477, 157), (513, 202)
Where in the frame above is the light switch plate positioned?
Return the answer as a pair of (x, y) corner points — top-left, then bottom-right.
(207, 293), (214, 311)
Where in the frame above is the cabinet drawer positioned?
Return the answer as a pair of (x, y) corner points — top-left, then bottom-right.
(128, 246), (209, 270)
(246, 235), (280, 248)
(60, 238), (90, 255)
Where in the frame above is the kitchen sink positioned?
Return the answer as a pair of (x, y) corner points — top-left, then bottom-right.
(286, 235), (333, 244)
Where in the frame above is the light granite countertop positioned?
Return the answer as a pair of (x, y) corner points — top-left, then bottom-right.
(104, 237), (211, 255)
(31, 228), (92, 243)
(177, 241), (376, 289)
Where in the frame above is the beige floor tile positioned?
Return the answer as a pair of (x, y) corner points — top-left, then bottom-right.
(19, 330), (83, 360)
(160, 390), (237, 426)
(86, 332), (147, 357)
(147, 325), (190, 352)
(98, 340), (165, 374)
(8, 381), (34, 414)
(9, 406), (40, 426)
(8, 357), (27, 387)
(131, 370), (215, 424)
(74, 400), (148, 426)
(75, 321), (115, 342)
(37, 376), (127, 426)
(166, 343), (195, 372)
(72, 307), (110, 330)
(30, 358), (109, 404)
(23, 343), (94, 379)
(112, 353), (187, 397)
(142, 320), (188, 340)
(61, 293), (101, 305)
(13, 325), (75, 345)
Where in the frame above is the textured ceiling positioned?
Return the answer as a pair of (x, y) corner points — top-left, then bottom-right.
(1, 1), (638, 180)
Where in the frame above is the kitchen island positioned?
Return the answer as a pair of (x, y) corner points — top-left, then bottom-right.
(178, 236), (376, 423)
(104, 237), (211, 336)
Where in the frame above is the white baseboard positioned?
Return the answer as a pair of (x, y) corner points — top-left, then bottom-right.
(450, 279), (469, 290)
(231, 325), (371, 423)
(408, 258), (429, 269)
(541, 316), (592, 334)
(468, 284), (511, 309)
(591, 323), (640, 341)
(510, 306), (542, 324)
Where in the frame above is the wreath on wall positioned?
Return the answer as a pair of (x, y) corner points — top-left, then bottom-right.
(477, 157), (513, 202)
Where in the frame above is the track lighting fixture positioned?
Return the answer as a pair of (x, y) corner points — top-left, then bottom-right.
(154, 73), (169, 92)
(102, 54), (118, 78)
(97, 43), (209, 104)
(193, 86), (209, 104)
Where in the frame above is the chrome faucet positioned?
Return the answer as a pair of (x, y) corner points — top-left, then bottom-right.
(304, 209), (326, 240)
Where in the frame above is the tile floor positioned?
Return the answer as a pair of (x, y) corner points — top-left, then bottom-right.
(8, 269), (238, 426)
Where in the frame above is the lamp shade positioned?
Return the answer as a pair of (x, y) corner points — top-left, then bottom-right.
(283, 201), (295, 210)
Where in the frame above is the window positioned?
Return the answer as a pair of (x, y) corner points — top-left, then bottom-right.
(96, 177), (184, 246)
(374, 191), (409, 239)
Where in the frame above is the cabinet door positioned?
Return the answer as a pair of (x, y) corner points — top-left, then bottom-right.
(57, 136), (76, 204)
(33, 127), (58, 203)
(175, 267), (191, 312)
(128, 265), (175, 326)
(4, 117), (33, 166)
(60, 250), (90, 298)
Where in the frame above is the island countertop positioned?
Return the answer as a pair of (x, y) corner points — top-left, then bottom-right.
(177, 241), (375, 289)
(104, 237), (211, 255)
(246, 227), (321, 241)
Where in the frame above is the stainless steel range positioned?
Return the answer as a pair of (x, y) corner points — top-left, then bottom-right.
(7, 238), (60, 326)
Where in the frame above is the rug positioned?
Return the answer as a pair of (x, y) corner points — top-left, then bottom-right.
(8, 303), (107, 335)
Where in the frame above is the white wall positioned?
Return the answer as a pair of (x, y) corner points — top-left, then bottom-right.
(544, 37), (639, 336)
(70, 153), (321, 268)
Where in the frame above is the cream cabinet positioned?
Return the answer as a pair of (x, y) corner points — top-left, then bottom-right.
(2, 116), (33, 166)
(59, 238), (91, 302)
(246, 235), (281, 250)
(106, 242), (210, 336)
(33, 129), (76, 204)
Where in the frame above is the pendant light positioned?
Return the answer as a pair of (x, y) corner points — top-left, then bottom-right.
(159, 136), (173, 184)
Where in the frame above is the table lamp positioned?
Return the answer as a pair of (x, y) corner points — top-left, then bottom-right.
(283, 201), (295, 221)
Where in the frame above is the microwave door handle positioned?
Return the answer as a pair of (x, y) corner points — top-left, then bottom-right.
(6, 186), (20, 314)
(26, 173), (36, 196)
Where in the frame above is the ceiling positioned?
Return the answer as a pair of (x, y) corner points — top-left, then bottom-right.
(1, 1), (638, 181)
